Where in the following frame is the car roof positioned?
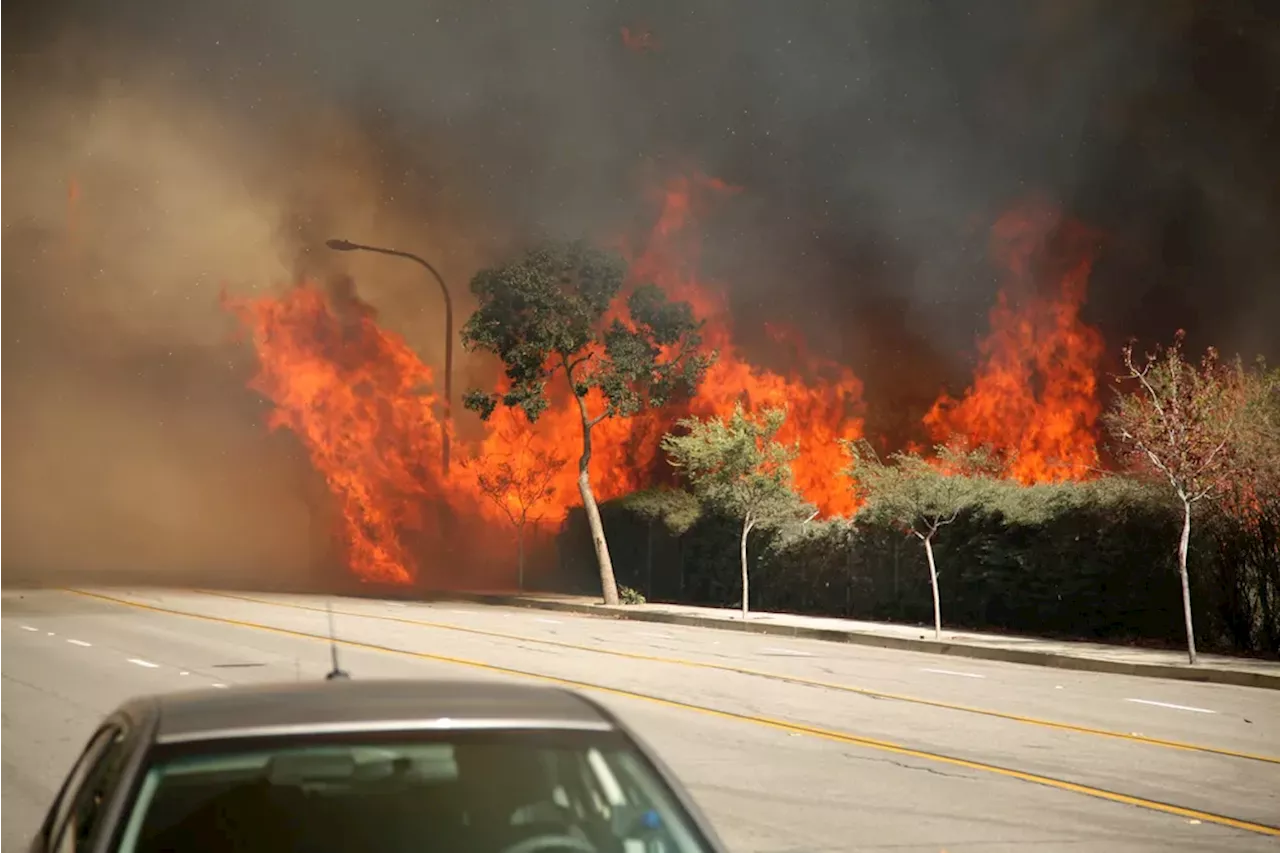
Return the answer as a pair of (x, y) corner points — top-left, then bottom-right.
(143, 679), (617, 744)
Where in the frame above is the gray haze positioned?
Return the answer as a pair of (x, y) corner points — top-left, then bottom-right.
(4, 0), (1278, 584)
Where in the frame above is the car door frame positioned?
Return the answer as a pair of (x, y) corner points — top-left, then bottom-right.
(34, 702), (156, 853)
(34, 719), (127, 853)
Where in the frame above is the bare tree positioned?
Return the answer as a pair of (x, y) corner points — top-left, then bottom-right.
(1105, 331), (1250, 664)
(467, 418), (567, 591)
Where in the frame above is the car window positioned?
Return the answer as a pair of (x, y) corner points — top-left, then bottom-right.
(51, 725), (129, 853)
(117, 731), (713, 853)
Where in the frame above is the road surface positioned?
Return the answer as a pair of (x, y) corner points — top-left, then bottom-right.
(4, 587), (1278, 852)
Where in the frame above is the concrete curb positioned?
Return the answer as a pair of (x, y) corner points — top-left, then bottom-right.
(452, 593), (1280, 691)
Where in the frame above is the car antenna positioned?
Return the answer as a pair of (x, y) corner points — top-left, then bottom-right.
(324, 600), (350, 681)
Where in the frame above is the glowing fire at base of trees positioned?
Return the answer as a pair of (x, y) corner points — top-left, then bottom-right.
(225, 174), (1246, 605)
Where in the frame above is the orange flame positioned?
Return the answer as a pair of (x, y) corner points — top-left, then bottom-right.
(225, 284), (451, 584)
(229, 174), (868, 583)
(924, 200), (1104, 483)
(467, 174), (865, 519)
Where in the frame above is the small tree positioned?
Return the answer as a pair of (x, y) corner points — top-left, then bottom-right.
(462, 240), (711, 605)
(845, 441), (992, 639)
(662, 405), (812, 619)
(465, 416), (567, 591)
(1104, 331), (1250, 664)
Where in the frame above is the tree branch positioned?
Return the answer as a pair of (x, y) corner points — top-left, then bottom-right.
(1125, 343), (1180, 456)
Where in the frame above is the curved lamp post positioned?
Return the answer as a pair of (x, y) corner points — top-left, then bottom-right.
(325, 238), (454, 475)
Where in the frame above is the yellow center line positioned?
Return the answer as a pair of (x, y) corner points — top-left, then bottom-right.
(206, 589), (1280, 766)
(70, 588), (1280, 838)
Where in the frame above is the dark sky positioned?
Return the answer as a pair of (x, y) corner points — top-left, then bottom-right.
(3, 0), (1278, 578)
(7, 0), (1278, 357)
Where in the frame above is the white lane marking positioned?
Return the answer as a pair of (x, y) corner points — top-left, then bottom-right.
(179, 671), (190, 676)
(66, 639), (93, 647)
(534, 618), (562, 625)
(1125, 698), (1217, 714)
(21, 625), (39, 632)
(128, 658), (160, 669)
(922, 668), (987, 679)
(47, 632), (57, 636)
(211, 683), (229, 689)
(760, 647), (815, 657)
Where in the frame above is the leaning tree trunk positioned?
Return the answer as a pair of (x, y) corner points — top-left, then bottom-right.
(739, 515), (754, 620)
(576, 418), (619, 605)
(1178, 497), (1198, 665)
(922, 531), (942, 640)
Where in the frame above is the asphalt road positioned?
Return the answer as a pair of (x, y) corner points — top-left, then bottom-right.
(4, 588), (1278, 852)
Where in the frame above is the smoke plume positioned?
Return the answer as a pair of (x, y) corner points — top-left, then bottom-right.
(4, 0), (1277, 587)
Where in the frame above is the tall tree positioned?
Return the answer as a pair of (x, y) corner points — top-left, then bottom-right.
(1104, 331), (1250, 664)
(662, 405), (812, 619)
(462, 240), (711, 605)
(845, 441), (992, 639)
(464, 415), (566, 590)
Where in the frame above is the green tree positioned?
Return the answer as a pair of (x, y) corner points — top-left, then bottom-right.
(845, 441), (993, 639)
(462, 240), (712, 605)
(662, 405), (812, 619)
(1104, 331), (1251, 664)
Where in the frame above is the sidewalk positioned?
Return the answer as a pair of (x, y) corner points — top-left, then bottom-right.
(450, 591), (1280, 690)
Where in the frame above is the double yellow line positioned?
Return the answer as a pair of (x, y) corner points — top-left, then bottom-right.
(71, 589), (1280, 838)
(210, 590), (1280, 765)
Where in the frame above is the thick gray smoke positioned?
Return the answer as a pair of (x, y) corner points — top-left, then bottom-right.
(4, 0), (1277, 586)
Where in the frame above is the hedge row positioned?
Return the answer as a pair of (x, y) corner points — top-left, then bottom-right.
(548, 479), (1280, 656)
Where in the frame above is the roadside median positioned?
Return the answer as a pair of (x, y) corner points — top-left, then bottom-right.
(447, 592), (1280, 690)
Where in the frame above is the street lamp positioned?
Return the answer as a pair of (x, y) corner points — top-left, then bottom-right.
(325, 238), (454, 475)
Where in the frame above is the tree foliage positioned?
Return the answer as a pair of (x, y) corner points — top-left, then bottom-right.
(846, 442), (994, 538)
(663, 405), (811, 528)
(663, 405), (812, 617)
(461, 239), (712, 605)
(620, 487), (704, 536)
(1106, 331), (1248, 503)
(1207, 364), (1280, 652)
(461, 240), (711, 424)
(845, 440), (996, 638)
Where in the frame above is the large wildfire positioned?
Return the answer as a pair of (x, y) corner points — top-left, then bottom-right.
(229, 177), (1105, 585)
(924, 201), (1105, 483)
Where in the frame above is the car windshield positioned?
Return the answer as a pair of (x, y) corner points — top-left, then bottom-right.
(116, 729), (712, 853)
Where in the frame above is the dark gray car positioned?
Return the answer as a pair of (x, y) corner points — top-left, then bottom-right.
(30, 678), (729, 853)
